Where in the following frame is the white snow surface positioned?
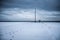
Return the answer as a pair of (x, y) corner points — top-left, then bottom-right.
(0, 22), (60, 40)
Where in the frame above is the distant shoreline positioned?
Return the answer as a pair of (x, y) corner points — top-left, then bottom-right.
(0, 21), (60, 22)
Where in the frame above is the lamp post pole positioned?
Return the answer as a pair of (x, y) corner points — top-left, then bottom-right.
(35, 8), (36, 22)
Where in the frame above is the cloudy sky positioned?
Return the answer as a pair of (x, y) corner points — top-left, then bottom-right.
(0, 0), (60, 21)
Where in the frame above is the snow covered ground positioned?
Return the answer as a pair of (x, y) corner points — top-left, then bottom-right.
(0, 22), (60, 40)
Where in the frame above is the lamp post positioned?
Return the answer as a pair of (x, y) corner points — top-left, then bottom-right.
(35, 8), (36, 22)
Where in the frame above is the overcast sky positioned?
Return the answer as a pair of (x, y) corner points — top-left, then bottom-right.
(0, 0), (60, 21)
(1, 0), (60, 11)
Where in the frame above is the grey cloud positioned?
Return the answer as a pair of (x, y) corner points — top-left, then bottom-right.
(1, 0), (60, 11)
(0, 8), (60, 21)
